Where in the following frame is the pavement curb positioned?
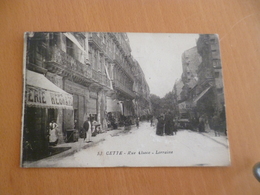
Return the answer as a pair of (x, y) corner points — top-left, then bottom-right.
(200, 131), (229, 148)
(22, 128), (127, 167)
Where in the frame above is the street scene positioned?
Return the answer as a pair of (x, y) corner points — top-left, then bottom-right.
(21, 32), (229, 167)
(23, 121), (229, 167)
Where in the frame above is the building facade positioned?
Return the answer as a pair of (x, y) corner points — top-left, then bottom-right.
(195, 34), (224, 118)
(173, 34), (225, 131)
(23, 32), (151, 159)
(132, 60), (151, 119)
(180, 46), (201, 101)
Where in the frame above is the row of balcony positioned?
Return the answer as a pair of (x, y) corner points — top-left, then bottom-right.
(46, 46), (111, 89)
(89, 33), (114, 61)
(89, 33), (133, 79)
(114, 55), (134, 80)
(113, 79), (135, 99)
(109, 33), (131, 55)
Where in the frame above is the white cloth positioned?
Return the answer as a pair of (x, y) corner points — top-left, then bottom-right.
(49, 129), (57, 142)
(49, 122), (58, 142)
(86, 121), (92, 142)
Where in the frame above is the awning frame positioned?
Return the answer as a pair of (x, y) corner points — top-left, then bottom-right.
(193, 86), (212, 104)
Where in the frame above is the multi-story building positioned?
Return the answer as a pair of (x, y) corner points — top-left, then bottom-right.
(172, 46), (200, 119)
(195, 34), (224, 117)
(132, 60), (151, 118)
(174, 34), (225, 128)
(173, 79), (184, 103)
(180, 46), (201, 101)
(181, 46), (201, 85)
(23, 32), (151, 159)
(177, 33), (226, 132)
(172, 79), (184, 117)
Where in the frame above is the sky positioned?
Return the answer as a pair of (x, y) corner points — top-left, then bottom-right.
(127, 33), (199, 98)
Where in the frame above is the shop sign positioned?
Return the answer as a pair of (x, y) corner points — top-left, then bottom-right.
(26, 85), (73, 109)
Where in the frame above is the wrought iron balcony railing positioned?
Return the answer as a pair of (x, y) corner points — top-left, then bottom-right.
(46, 46), (113, 90)
(114, 79), (135, 98)
(89, 33), (103, 50)
(46, 46), (92, 79)
(92, 69), (102, 84)
(102, 74), (110, 88)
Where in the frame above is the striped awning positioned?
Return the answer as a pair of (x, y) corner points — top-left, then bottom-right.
(25, 70), (73, 110)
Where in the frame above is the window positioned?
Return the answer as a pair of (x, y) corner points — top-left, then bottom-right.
(215, 72), (220, 78)
(66, 38), (74, 58)
(210, 38), (215, 44)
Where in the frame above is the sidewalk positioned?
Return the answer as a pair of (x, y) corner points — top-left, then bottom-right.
(200, 129), (229, 148)
(22, 127), (126, 167)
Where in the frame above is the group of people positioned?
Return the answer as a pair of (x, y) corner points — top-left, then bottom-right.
(80, 117), (92, 142)
(156, 111), (177, 136)
(48, 116), (102, 146)
(190, 116), (206, 132)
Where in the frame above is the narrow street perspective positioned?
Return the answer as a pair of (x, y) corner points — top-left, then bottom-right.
(21, 32), (229, 167)
(23, 121), (229, 167)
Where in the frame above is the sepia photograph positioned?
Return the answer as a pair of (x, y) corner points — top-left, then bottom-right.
(21, 32), (230, 167)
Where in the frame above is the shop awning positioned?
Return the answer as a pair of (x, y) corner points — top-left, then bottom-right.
(106, 97), (121, 113)
(193, 86), (212, 104)
(25, 70), (73, 109)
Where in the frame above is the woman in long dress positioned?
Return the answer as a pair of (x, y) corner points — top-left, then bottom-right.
(49, 120), (58, 146)
(164, 111), (174, 135)
(156, 116), (164, 136)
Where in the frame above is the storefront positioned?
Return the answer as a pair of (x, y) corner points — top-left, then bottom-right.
(106, 97), (123, 128)
(88, 97), (97, 121)
(22, 70), (73, 161)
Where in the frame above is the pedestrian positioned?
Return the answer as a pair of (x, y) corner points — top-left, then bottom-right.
(150, 116), (153, 127)
(164, 110), (174, 135)
(92, 120), (100, 136)
(198, 116), (205, 132)
(136, 117), (140, 129)
(156, 115), (164, 136)
(172, 119), (177, 135)
(212, 115), (220, 137)
(49, 120), (58, 146)
(190, 117), (197, 131)
(153, 117), (158, 129)
(83, 117), (92, 142)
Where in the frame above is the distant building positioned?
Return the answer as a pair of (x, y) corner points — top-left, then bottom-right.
(132, 59), (151, 118)
(174, 34), (225, 128)
(181, 46), (201, 101)
(181, 46), (201, 85)
(172, 46), (200, 118)
(195, 34), (224, 117)
(173, 79), (184, 103)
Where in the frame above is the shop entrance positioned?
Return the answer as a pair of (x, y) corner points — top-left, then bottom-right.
(23, 107), (48, 160)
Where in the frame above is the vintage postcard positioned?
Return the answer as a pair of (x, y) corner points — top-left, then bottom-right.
(21, 32), (230, 167)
